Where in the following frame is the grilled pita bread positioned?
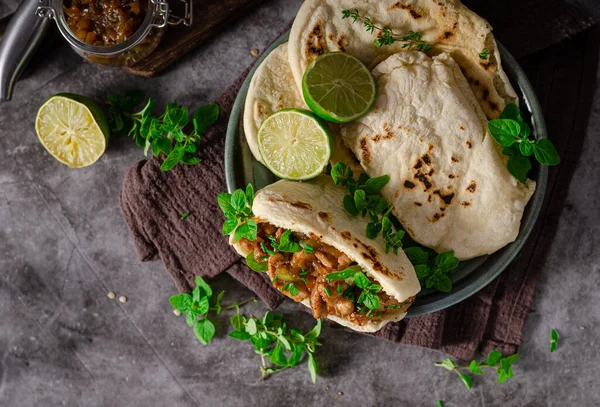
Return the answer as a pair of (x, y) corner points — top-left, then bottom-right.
(230, 175), (420, 332)
(340, 52), (535, 259)
(288, 0), (517, 119)
(243, 42), (308, 164)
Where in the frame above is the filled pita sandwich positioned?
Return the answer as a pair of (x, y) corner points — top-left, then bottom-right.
(340, 51), (535, 260)
(229, 175), (420, 332)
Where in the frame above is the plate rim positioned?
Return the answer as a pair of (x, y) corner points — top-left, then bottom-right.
(225, 29), (548, 318)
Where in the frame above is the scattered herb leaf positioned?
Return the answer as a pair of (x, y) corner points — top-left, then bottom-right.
(169, 277), (255, 345)
(180, 211), (190, 220)
(479, 48), (489, 59)
(435, 349), (520, 389)
(550, 329), (559, 353)
(107, 90), (219, 171)
(229, 313), (322, 382)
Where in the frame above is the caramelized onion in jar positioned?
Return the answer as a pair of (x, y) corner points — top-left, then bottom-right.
(64, 0), (148, 46)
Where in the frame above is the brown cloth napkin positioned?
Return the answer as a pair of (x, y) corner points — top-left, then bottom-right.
(120, 1), (599, 360)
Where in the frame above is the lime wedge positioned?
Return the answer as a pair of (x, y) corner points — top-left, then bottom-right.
(302, 52), (376, 123)
(35, 93), (110, 168)
(257, 109), (333, 180)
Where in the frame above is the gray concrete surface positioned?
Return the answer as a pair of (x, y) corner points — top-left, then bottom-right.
(1, 1), (599, 406)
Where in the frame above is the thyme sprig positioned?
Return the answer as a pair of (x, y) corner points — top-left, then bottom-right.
(342, 9), (433, 51)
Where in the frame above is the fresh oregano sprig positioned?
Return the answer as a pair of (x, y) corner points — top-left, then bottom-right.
(169, 276), (256, 344)
(342, 9), (433, 51)
(330, 162), (405, 254)
(488, 102), (560, 183)
(435, 349), (520, 390)
(229, 312), (322, 383)
(550, 329), (559, 353)
(218, 184), (257, 242)
(107, 90), (219, 172)
(404, 247), (459, 293)
(326, 268), (382, 311)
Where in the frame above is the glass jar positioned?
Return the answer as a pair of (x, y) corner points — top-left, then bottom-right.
(36, 0), (192, 67)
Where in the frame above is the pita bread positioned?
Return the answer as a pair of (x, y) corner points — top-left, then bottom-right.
(230, 175), (420, 332)
(288, 0), (517, 119)
(340, 52), (535, 260)
(243, 42), (308, 164)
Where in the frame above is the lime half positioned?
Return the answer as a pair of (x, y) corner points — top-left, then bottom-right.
(257, 109), (333, 180)
(302, 52), (376, 123)
(35, 93), (110, 168)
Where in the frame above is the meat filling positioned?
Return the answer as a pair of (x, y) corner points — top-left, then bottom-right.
(240, 223), (414, 326)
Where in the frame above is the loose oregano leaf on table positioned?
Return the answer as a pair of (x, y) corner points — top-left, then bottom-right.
(435, 349), (520, 389)
(229, 312), (323, 383)
(550, 329), (559, 353)
(488, 102), (560, 183)
(107, 90), (220, 172)
(169, 276), (255, 345)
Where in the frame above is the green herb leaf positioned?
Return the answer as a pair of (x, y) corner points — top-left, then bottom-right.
(180, 211), (190, 220)
(364, 175), (390, 195)
(469, 360), (484, 375)
(435, 251), (459, 273)
(246, 252), (268, 272)
(194, 319), (215, 344)
(478, 48), (489, 60)
(436, 358), (456, 371)
(308, 352), (318, 384)
(433, 273), (452, 293)
(277, 230), (302, 253)
(507, 154), (532, 184)
(269, 343), (288, 366)
(234, 220), (257, 242)
(414, 264), (432, 280)
(325, 268), (356, 282)
(354, 189), (366, 211)
(245, 184), (255, 207)
(195, 276), (213, 298)
(353, 272), (371, 289)
(550, 329), (559, 353)
(533, 138), (561, 166)
(230, 314), (245, 331)
(519, 139), (534, 157)
(229, 330), (251, 340)
(499, 102), (522, 123)
(230, 190), (246, 211)
(362, 291), (380, 310)
(330, 162), (347, 184)
(287, 283), (300, 297)
(222, 218), (238, 235)
(487, 350), (502, 366)
(193, 104), (219, 135)
(404, 246), (431, 265)
(488, 119), (520, 146)
(169, 293), (192, 312)
(245, 318), (258, 335)
(343, 194), (359, 216)
(459, 373), (473, 390)
(161, 146), (185, 171)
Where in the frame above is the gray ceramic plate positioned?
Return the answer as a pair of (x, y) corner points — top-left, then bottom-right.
(225, 30), (548, 317)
